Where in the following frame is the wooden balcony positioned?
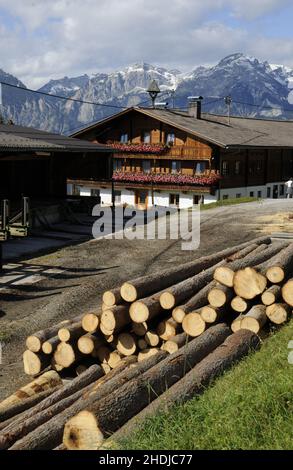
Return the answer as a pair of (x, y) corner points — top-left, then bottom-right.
(112, 144), (212, 160)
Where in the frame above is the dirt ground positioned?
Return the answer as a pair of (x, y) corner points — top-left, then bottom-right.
(0, 198), (292, 399)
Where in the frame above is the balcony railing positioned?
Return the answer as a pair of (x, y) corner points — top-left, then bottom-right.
(109, 143), (211, 159)
(112, 171), (220, 186)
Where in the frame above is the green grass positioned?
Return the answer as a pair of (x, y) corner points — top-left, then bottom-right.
(119, 322), (293, 450)
(201, 196), (261, 210)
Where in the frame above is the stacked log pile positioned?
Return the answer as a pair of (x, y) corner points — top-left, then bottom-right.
(0, 236), (292, 450)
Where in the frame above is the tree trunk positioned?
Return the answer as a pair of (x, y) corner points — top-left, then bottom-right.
(8, 352), (166, 450)
(182, 312), (206, 337)
(161, 332), (189, 354)
(200, 305), (225, 323)
(0, 385), (61, 423)
(102, 287), (123, 307)
(101, 330), (260, 450)
(0, 370), (62, 415)
(42, 336), (60, 355)
(58, 322), (84, 343)
(214, 243), (285, 288)
(77, 333), (105, 355)
(265, 303), (290, 324)
(120, 237), (271, 302)
(23, 350), (51, 376)
(261, 285), (281, 306)
(25, 315), (82, 352)
(207, 284), (233, 308)
(81, 311), (100, 333)
(265, 243), (293, 283)
(282, 278), (293, 306)
(62, 323), (231, 449)
(101, 305), (131, 333)
(241, 305), (267, 333)
(156, 318), (179, 341)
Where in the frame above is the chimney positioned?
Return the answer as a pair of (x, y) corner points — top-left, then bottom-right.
(188, 96), (203, 119)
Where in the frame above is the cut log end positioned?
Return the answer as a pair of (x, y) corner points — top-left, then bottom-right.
(102, 291), (116, 307)
(231, 296), (248, 313)
(117, 333), (136, 356)
(241, 305), (267, 334)
(121, 282), (137, 302)
(54, 343), (77, 368)
(172, 307), (185, 324)
(266, 266), (285, 284)
(63, 410), (104, 450)
(234, 267), (267, 300)
(208, 286), (231, 308)
(200, 306), (218, 324)
(182, 312), (206, 337)
(137, 348), (159, 362)
(131, 322), (148, 336)
(23, 350), (48, 376)
(25, 336), (41, 353)
(266, 303), (289, 325)
(82, 313), (100, 333)
(129, 301), (149, 323)
(213, 266), (234, 287)
(160, 292), (176, 310)
(145, 330), (160, 347)
(156, 318), (178, 341)
(282, 279), (293, 307)
(231, 315), (244, 333)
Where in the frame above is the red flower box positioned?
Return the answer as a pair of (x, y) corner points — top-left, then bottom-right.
(112, 172), (220, 186)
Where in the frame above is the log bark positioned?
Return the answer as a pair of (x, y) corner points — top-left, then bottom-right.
(182, 312), (206, 337)
(161, 332), (189, 354)
(102, 287), (123, 307)
(120, 237), (271, 302)
(0, 364), (105, 449)
(101, 305), (131, 333)
(62, 323), (231, 449)
(0, 370), (62, 416)
(208, 285), (233, 308)
(265, 303), (290, 324)
(8, 353), (166, 450)
(25, 315), (82, 352)
(261, 285), (281, 306)
(0, 385), (61, 423)
(265, 243), (293, 284)
(42, 336), (60, 355)
(101, 329), (260, 449)
(58, 322), (84, 342)
(282, 278), (293, 306)
(241, 305), (267, 333)
(23, 350), (51, 376)
(156, 318), (179, 341)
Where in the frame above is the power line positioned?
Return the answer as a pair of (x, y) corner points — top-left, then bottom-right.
(0, 81), (128, 109)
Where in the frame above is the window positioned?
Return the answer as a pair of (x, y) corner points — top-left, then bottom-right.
(142, 131), (151, 143)
(193, 195), (204, 205)
(171, 161), (181, 173)
(279, 184), (285, 196)
(113, 159), (122, 171)
(166, 131), (175, 145)
(222, 195), (229, 200)
(142, 160), (151, 173)
(250, 191), (254, 197)
(257, 190), (262, 198)
(267, 187), (271, 198)
(222, 161), (229, 176)
(169, 193), (180, 206)
(120, 133), (128, 143)
(195, 161), (207, 174)
(236, 193), (241, 198)
(234, 161), (241, 175)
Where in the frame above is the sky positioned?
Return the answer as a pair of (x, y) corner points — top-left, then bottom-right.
(0, 0), (293, 88)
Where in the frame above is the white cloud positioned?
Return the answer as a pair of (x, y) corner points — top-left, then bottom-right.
(0, 0), (292, 87)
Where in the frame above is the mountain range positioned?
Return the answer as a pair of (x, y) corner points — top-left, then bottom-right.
(1, 53), (293, 135)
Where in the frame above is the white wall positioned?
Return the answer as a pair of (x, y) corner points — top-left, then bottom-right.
(79, 187), (91, 197)
(100, 188), (112, 205)
(121, 190), (135, 206)
(216, 182), (286, 200)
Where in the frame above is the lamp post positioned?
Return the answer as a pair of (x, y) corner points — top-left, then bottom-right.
(147, 80), (161, 108)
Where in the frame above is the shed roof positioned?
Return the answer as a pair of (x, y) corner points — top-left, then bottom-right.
(0, 123), (112, 153)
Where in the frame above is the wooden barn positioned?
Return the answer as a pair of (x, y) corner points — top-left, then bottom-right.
(0, 123), (112, 202)
(70, 103), (293, 208)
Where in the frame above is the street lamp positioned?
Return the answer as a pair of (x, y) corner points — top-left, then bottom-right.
(147, 80), (161, 108)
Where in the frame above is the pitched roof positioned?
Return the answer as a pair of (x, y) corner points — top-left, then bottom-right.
(0, 123), (112, 153)
(71, 106), (293, 149)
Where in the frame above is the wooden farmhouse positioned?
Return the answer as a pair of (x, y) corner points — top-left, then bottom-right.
(70, 103), (293, 208)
